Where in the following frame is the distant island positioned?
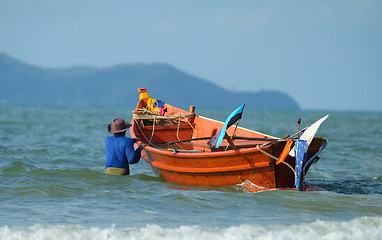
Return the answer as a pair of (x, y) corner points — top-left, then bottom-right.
(0, 53), (300, 110)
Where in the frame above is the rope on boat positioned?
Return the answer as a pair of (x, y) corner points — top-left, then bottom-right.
(253, 126), (308, 177)
(256, 144), (296, 176)
(280, 161), (295, 175)
(254, 126), (313, 179)
(176, 115), (181, 142)
(175, 114), (196, 142)
(287, 127), (308, 140)
(133, 107), (195, 122)
(133, 118), (179, 152)
(133, 117), (160, 149)
(133, 113), (195, 121)
(149, 115), (156, 143)
(133, 107), (196, 150)
(256, 145), (278, 161)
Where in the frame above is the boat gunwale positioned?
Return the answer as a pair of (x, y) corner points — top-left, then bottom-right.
(140, 142), (276, 158)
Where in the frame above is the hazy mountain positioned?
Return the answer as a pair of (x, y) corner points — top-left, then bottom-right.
(0, 53), (300, 110)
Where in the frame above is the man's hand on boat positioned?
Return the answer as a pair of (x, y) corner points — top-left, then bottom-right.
(133, 138), (146, 149)
(139, 143), (147, 149)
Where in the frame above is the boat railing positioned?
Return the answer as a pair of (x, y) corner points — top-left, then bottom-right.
(133, 105), (195, 126)
(133, 113), (195, 121)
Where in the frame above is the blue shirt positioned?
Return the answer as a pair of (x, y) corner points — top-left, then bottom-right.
(105, 136), (142, 173)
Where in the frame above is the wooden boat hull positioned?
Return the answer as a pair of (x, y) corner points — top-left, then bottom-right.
(130, 88), (327, 192)
(136, 137), (325, 190)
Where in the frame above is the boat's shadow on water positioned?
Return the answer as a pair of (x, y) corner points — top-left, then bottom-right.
(308, 176), (382, 195)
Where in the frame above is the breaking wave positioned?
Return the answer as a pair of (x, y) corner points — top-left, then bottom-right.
(1, 216), (381, 240)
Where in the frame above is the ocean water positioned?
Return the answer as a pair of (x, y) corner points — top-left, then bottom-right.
(0, 105), (381, 240)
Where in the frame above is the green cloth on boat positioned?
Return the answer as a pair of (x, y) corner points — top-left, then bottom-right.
(105, 167), (129, 176)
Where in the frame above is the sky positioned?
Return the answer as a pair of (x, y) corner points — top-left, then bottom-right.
(1, 0), (381, 111)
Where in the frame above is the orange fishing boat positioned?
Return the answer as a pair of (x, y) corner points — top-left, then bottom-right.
(130, 88), (328, 192)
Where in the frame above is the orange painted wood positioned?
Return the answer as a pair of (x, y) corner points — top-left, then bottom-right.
(130, 90), (326, 192)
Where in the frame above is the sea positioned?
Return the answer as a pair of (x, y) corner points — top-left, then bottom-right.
(0, 105), (381, 240)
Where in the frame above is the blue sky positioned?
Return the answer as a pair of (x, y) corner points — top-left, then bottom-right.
(1, 0), (381, 111)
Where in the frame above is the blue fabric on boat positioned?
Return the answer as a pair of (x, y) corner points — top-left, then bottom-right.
(294, 139), (308, 190)
(105, 136), (142, 174)
(153, 100), (165, 115)
(207, 104), (245, 148)
(154, 100), (165, 108)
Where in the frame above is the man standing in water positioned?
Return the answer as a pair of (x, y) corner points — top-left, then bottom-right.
(105, 118), (145, 176)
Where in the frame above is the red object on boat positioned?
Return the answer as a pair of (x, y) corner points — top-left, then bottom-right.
(130, 88), (327, 192)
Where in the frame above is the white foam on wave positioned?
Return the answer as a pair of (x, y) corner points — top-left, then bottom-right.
(1, 216), (381, 240)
